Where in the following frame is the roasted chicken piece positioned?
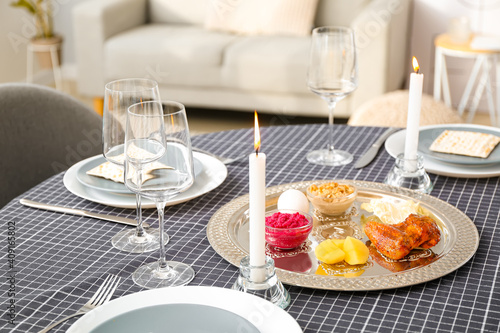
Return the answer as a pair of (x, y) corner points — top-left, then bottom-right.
(364, 214), (441, 260)
(368, 245), (437, 272)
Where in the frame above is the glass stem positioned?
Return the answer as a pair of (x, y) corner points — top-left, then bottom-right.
(134, 194), (145, 238)
(327, 99), (338, 154)
(156, 201), (170, 272)
(134, 167), (145, 238)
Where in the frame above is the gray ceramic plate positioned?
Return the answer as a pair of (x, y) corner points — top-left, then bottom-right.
(90, 304), (259, 333)
(418, 125), (500, 165)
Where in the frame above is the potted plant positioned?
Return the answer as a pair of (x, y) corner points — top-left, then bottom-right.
(11, 0), (62, 69)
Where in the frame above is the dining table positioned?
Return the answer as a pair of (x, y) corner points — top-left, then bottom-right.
(2, 124), (499, 332)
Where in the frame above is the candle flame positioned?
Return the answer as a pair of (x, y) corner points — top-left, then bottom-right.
(412, 57), (420, 73)
(254, 111), (260, 154)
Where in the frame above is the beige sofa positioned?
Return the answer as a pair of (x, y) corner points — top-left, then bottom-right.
(73, 0), (411, 118)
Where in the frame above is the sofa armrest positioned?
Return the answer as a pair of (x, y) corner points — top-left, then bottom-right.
(351, 0), (411, 109)
(73, 0), (147, 96)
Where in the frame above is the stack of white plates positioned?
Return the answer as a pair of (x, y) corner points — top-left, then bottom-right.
(385, 124), (500, 178)
(63, 152), (227, 208)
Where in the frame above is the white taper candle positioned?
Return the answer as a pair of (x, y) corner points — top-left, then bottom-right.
(249, 112), (266, 282)
(404, 57), (424, 171)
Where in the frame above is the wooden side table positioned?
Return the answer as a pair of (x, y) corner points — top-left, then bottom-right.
(434, 33), (499, 126)
(27, 42), (63, 91)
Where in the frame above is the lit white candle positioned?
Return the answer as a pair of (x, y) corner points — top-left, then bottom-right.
(404, 57), (424, 171)
(249, 111), (266, 282)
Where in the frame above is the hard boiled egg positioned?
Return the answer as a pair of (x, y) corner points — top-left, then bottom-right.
(277, 189), (310, 213)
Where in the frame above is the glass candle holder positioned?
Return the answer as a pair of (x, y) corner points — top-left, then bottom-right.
(384, 153), (433, 194)
(232, 256), (290, 309)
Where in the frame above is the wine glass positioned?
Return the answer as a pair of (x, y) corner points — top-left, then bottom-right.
(103, 78), (166, 253)
(307, 26), (358, 166)
(125, 100), (195, 289)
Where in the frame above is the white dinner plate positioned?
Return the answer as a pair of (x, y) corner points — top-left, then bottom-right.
(63, 152), (227, 208)
(68, 286), (302, 333)
(75, 155), (204, 194)
(385, 124), (500, 178)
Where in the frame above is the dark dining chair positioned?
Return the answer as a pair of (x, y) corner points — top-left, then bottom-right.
(0, 83), (103, 208)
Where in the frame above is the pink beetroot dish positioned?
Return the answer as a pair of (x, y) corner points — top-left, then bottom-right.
(265, 210), (313, 249)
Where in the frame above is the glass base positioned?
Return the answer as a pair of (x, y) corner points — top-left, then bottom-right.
(111, 229), (167, 253)
(232, 256), (290, 309)
(132, 261), (195, 289)
(307, 149), (353, 166)
(384, 153), (433, 194)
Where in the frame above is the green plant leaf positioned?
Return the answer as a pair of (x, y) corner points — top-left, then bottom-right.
(10, 0), (37, 15)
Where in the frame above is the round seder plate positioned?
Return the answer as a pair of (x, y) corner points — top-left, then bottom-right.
(206, 180), (479, 291)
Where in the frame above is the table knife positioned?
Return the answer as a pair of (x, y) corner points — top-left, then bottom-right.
(20, 199), (149, 228)
(354, 127), (400, 169)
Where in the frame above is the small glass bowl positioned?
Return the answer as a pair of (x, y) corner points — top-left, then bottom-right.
(265, 209), (313, 250)
(306, 182), (357, 216)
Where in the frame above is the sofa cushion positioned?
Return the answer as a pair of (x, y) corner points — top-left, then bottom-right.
(149, 0), (207, 26)
(221, 36), (311, 94)
(205, 0), (318, 37)
(315, 0), (370, 27)
(104, 24), (237, 87)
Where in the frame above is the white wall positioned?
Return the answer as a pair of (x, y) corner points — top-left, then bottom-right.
(0, 2), (30, 82)
(0, 0), (86, 83)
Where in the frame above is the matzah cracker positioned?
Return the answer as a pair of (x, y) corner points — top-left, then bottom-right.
(87, 161), (124, 183)
(429, 130), (500, 158)
(86, 154), (172, 184)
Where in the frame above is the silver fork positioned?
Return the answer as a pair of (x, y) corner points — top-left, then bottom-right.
(192, 147), (247, 164)
(39, 275), (121, 333)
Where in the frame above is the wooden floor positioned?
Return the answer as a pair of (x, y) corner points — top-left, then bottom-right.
(65, 81), (494, 135)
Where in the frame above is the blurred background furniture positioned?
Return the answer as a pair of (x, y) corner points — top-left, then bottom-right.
(348, 89), (464, 127)
(27, 41), (63, 91)
(73, 0), (412, 118)
(0, 83), (102, 208)
(433, 33), (500, 126)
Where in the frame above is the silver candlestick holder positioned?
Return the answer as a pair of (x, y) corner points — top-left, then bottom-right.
(384, 153), (433, 194)
(232, 256), (290, 309)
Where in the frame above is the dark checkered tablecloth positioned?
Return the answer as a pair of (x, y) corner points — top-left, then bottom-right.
(1, 124), (499, 332)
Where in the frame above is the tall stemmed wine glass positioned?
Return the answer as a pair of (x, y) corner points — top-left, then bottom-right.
(307, 26), (358, 166)
(125, 101), (195, 289)
(103, 78), (165, 253)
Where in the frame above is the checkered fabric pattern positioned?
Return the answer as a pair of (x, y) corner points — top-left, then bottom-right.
(1, 124), (499, 332)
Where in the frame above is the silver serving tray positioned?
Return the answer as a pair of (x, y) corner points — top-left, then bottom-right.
(207, 180), (479, 291)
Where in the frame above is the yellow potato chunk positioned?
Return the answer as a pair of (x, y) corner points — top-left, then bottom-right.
(343, 236), (369, 265)
(330, 239), (345, 250)
(315, 239), (345, 264)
